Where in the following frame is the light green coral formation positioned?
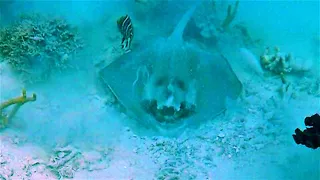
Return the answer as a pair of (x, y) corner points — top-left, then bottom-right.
(0, 14), (83, 79)
(0, 88), (36, 129)
(260, 47), (292, 83)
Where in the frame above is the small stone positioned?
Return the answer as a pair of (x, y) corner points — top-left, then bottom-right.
(133, 148), (138, 153)
(60, 54), (69, 62)
(218, 133), (225, 138)
(215, 147), (224, 156)
(254, 143), (265, 150)
(200, 28), (211, 38)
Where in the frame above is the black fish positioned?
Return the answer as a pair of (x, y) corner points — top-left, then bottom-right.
(117, 15), (134, 52)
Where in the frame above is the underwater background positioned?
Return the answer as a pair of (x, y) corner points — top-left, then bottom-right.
(0, 0), (319, 179)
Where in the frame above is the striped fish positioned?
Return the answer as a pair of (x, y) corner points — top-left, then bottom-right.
(117, 15), (134, 52)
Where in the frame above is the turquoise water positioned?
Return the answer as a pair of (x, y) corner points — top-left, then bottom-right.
(0, 0), (319, 179)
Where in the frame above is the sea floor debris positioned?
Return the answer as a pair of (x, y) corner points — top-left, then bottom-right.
(1, 75), (319, 179)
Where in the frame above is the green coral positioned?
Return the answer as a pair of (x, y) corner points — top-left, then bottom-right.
(0, 14), (83, 80)
(260, 47), (292, 83)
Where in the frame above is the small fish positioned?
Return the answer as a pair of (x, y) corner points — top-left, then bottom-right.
(117, 15), (134, 53)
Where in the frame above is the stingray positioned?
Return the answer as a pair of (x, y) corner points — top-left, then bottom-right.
(99, 3), (242, 135)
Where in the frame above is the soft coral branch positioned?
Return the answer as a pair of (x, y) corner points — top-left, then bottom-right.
(0, 88), (36, 128)
(221, 0), (239, 31)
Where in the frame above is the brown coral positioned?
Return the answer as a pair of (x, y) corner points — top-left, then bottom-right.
(221, 0), (239, 31)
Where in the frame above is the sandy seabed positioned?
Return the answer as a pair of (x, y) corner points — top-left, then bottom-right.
(1, 1), (320, 179)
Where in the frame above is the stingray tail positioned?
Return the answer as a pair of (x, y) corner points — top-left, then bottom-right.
(168, 1), (201, 43)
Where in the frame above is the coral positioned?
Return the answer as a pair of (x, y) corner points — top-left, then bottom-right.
(188, 1), (260, 49)
(191, 1), (223, 40)
(0, 88), (36, 128)
(192, 0), (239, 34)
(221, 0), (239, 31)
(260, 47), (292, 83)
(0, 14), (83, 81)
(261, 46), (313, 80)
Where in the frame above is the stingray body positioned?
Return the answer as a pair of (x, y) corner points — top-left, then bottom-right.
(99, 3), (242, 135)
